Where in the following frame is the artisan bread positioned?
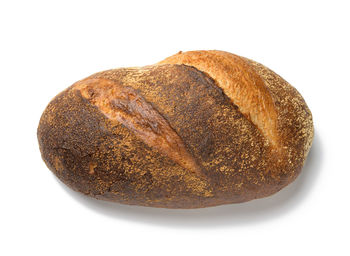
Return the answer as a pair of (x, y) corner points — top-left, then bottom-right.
(37, 50), (314, 208)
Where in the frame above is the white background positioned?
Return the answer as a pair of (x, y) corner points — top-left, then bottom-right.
(1, 0), (349, 255)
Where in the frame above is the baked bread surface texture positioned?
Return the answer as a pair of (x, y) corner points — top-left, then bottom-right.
(37, 50), (314, 208)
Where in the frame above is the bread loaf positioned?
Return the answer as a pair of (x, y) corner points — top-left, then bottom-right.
(37, 50), (314, 208)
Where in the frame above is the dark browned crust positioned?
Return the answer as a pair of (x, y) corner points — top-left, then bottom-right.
(74, 78), (203, 178)
(38, 86), (212, 208)
(38, 54), (313, 208)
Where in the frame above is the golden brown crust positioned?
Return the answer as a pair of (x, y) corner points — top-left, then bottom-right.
(37, 50), (314, 208)
(246, 59), (314, 182)
(159, 50), (279, 148)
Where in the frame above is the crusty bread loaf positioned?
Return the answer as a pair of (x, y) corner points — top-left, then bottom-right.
(37, 50), (314, 208)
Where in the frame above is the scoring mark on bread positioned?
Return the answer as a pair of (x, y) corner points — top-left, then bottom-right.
(159, 50), (280, 148)
(74, 78), (203, 177)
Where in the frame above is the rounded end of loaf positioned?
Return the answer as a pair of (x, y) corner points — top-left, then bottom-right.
(159, 50), (314, 184)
